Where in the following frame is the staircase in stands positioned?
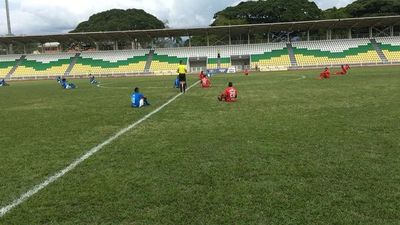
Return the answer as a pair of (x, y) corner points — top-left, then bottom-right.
(6, 55), (25, 79)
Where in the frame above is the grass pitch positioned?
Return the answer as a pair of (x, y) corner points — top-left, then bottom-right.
(0, 66), (399, 224)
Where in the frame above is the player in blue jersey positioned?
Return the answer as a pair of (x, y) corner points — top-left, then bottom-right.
(131, 87), (150, 108)
(89, 75), (98, 85)
(0, 79), (9, 87)
(61, 78), (76, 89)
(56, 76), (62, 85)
(174, 76), (180, 89)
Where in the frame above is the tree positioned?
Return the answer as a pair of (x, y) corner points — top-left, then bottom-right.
(323, 0), (400, 19)
(212, 0), (322, 26)
(344, 0), (400, 17)
(70, 9), (165, 33)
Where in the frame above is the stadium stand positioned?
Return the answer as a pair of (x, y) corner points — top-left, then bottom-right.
(376, 37), (400, 63)
(150, 49), (188, 74)
(69, 50), (149, 75)
(3, 37), (400, 78)
(0, 55), (19, 78)
(12, 53), (75, 77)
(292, 39), (381, 67)
(153, 43), (291, 70)
(249, 43), (291, 68)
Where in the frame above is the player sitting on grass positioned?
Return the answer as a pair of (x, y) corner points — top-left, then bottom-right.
(336, 64), (351, 75)
(89, 75), (98, 85)
(201, 75), (211, 88)
(199, 71), (206, 80)
(131, 87), (150, 108)
(218, 82), (238, 102)
(61, 78), (76, 89)
(244, 69), (249, 76)
(319, 67), (331, 80)
(0, 79), (9, 87)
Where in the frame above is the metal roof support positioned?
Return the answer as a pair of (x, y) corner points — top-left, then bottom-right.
(228, 27), (232, 45)
(326, 30), (331, 40)
(188, 36), (191, 47)
(247, 31), (250, 45)
(206, 32), (210, 46)
(390, 26), (394, 37)
(348, 28), (352, 39)
(369, 27), (373, 38)
(115, 41), (119, 50)
(307, 30), (310, 41)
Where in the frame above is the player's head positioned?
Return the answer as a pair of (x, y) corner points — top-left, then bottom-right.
(134, 87), (139, 93)
(179, 60), (183, 65)
(228, 82), (233, 87)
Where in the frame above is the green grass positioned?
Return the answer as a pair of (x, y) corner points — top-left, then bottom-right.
(0, 66), (400, 224)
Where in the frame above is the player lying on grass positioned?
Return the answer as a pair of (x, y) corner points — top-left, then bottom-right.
(131, 87), (150, 108)
(319, 67), (331, 80)
(0, 79), (9, 87)
(56, 76), (62, 85)
(218, 82), (238, 102)
(335, 64), (351, 75)
(61, 78), (76, 89)
(201, 76), (211, 88)
(89, 75), (99, 85)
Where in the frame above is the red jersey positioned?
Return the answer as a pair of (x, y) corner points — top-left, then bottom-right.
(224, 87), (238, 102)
(201, 77), (211, 88)
(199, 72), (206, 80)
(321, 68), (330, 79)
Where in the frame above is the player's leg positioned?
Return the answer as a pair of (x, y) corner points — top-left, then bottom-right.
(218, 93), (226, 101)
(139, 99), (145, 108)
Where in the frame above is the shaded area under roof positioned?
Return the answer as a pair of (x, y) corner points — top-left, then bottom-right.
(1, 16), (400, 45)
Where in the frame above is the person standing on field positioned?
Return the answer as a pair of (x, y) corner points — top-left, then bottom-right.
(177, 60), (187, 93)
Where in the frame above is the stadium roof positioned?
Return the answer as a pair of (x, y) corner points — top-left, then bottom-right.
(1, 15), (400, 45)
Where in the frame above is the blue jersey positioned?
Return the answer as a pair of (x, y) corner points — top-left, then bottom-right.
(61, 81), (67, 89)
(131, 92), (144, 107)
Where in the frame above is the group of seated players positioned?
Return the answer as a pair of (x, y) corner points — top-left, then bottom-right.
(134, 69), (239, 108)
(55, 75), (99, 89)
(319, 64), (351, 80)
(198, 70), (238, 102)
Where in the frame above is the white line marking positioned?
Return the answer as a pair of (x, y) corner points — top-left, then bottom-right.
(287, 76), (306, 81)
(0, 80), (201, 218)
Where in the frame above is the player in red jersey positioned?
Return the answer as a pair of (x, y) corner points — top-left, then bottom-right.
(218, 82), (238, 102)
(319, 67), (331, 80)
(244, 69), (249, 76)
(201, 76), (211, 88)
(199, 71), (206, 80)
(336, 64), (351, 75)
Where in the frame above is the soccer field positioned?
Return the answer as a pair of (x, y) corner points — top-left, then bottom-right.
(0, 66), (399, 224)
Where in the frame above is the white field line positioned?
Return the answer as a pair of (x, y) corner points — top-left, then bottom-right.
(286, 76), (307, 81)
(0, 80), (200, 218)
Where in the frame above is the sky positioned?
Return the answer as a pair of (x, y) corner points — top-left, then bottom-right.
(0, 0), (355, 35)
